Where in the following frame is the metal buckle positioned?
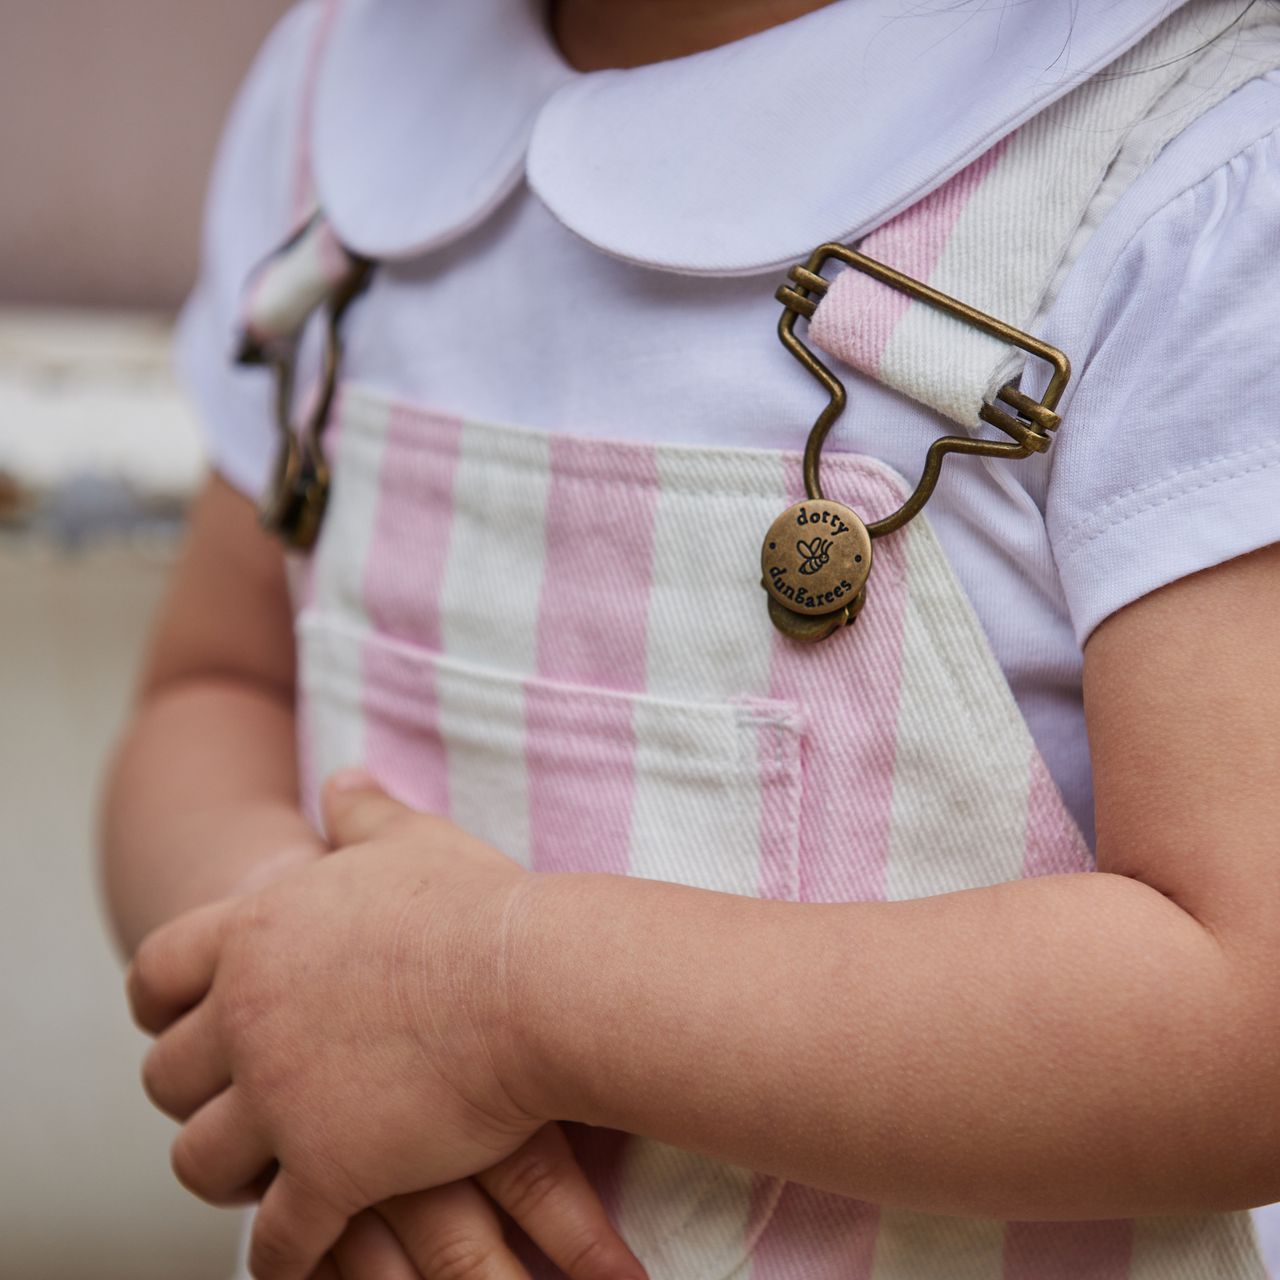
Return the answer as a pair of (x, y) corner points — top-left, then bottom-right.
(239, 257), (372, 551)
(775, 242), (1071, 539)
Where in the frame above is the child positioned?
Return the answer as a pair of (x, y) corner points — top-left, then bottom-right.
(105, 1), (1280, 1277)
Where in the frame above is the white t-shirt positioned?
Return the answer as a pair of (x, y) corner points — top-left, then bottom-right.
(176, 0), (1280, 849)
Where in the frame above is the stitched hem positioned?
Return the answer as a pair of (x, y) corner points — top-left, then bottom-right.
(1056, 439), (1280, 645)
(1057, 437), (1280, 560)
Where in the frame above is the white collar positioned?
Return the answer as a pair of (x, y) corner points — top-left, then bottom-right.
(312, 0), (1192, 274)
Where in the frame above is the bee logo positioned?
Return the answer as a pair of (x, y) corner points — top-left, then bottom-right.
(796, 536), (832, 575)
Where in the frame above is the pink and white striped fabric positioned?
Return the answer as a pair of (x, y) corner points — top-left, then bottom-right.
(236, 211), (362, 356)
(219, 7), (1280, 1273)
(281, 383), (1267, 1280)
(809, 0), (1280, 428)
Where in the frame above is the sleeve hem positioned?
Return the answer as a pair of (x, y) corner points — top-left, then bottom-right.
(172, 294), (278, 502)
(1055, 437), (1280, 646)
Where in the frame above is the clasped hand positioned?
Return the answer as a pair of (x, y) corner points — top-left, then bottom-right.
(128, 773), (645, 1280)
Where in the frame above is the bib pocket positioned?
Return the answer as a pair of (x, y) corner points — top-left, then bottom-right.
(296, 609), (805, 1280)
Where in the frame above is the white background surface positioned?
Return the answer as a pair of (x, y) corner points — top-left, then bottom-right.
(0, 311), (234, 1277)
(0, 544), (240, 1280)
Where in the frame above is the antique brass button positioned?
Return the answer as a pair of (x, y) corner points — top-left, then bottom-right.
(766, 592), (862, 642)
(761, 499), (872, 626)
(764, 242), (1070, 642)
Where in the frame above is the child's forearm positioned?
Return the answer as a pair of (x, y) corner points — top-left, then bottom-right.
(507, 547), (1280, 1221)
(101, 675), (320, 955)
(100, 474), (321, 956)
(511, 867), (1273, 1220)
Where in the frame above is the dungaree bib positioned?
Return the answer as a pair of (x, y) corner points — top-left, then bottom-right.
(229, 2), (1280, 1276)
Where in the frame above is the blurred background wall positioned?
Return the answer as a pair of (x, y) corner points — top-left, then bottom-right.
(5, 7), (1280, 1280)
(0, 0), (292, 308)
(0, 3), (291, 1278)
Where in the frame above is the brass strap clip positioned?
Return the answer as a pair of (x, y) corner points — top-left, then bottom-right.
(762, 243), (1071, 642)
(237, 255), (372, 551)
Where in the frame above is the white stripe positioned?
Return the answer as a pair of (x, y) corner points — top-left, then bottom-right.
(309, 389), (390, 621)
(876, 0), (1280, 425)
(301, 390), (393, 780)
(243, 216), (351, 344)
(644, 446), (785, 701)
(616, 1143), (759, 1280)
(883, 519), (1032, 901)
(435, 420), (550, 864)
(619, 447), (797, 1280)
(627, 699), (785, 896)
(433, 659), (532, 868)
(296, 617), (366, 794)
(438, 419), (550, 671)
(1130, 1213), (1268, 1280)
(871, 1210), (1006, 1280)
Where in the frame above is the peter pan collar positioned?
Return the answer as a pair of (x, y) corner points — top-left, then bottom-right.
(312, 0), (1193, 274)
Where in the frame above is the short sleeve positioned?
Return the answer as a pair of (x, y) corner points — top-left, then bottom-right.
(173, 1), (325, 498)
(1044, 81), (1280, 646)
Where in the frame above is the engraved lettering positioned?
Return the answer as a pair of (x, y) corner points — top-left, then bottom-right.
(762, 501), (870, 618)
(796, 505), (849, 539)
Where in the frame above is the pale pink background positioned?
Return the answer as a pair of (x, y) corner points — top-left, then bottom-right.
(0, 9), (292, 1278)
(0, 0), (293, 309)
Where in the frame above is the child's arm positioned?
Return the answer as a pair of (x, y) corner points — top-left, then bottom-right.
(129, 543), (1280, 1273)
(515, 542), (1280, 1218)
(100, 474), (322, 955)
(110, 476), (647, 1280)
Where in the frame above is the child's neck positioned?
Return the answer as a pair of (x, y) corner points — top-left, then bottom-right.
(552, 0), (837, 71)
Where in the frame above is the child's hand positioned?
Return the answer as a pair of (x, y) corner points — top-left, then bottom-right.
(315, 1124), (645, 1279)
(128, 774), (564, 1279)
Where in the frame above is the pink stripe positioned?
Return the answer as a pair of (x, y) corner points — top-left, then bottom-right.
(360, 639), (449, 815)
(359, 407), (462, 814)
(1003, 1220), (1133, 1280)
(748, 1182), (880, 1280)
(363, 406), (462, 648)
(523, 684), (637, 878)
(525, 436), (659, 875)
(766, 457), (909, 905)
(809, 138), (1008, 376)
(532, 436), (660, 691)
(524, 437), (660, 1230)
(1022, 752), (1092, 878)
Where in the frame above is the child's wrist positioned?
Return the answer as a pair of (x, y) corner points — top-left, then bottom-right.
(497, 871), (611, 1127)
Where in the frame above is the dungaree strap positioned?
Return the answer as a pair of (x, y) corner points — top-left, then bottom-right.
(803, 0), (1280, 430)
(235, 212), (365, 364)
(234, 212), (371, 547)
(234, 0), (1279, 562)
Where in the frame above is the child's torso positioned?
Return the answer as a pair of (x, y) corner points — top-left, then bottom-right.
(314, 187), (1093, 841)
(215, 4), (1280, 1275)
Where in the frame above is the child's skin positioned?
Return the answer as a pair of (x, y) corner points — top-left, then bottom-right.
(105, 3), (1280, 1279)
